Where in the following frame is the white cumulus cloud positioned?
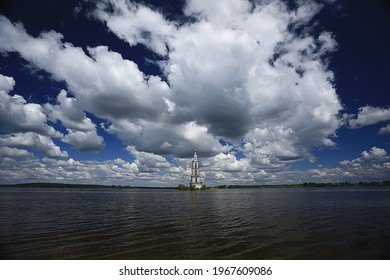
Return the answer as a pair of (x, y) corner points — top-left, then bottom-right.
(62, 129), (105, 152)
(0, 0), (343, 164)
(0, 132), (68, 158)
(0, 0), (352, 185)
(0, 146), (33, 157)
(0, 73), (61, 137)
(95, 0), (342, 164)
(379, 124), (390, 135)
(44, 90), (96, 132)
(349, 105), (390, 128)
(340, 146), (389, 165)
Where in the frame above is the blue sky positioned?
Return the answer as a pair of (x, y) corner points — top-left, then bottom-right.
(0, 0), (389, 186)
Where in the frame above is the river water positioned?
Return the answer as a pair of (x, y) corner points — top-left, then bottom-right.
(1, 186), (390, 259)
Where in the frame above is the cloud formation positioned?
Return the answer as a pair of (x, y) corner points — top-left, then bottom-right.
(94, 0), (342, 161)
(0, 132), (68, 158)
(349, 105), (390, 128)
(0, 74), (60, 137)
(0, 0), (342, 161)
(0, 0), (387, 185)
(44, 90), (105, 152)
(341, 147), (389, 165)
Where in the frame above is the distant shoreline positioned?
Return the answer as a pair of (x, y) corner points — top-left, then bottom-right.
(212, 181), (390, 189)
(178, 181), (390, 190)
(1, 181), (389, 190)
(0, 182), (169, 190)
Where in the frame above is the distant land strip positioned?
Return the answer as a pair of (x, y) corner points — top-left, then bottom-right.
(0, 182), (174, 189)
(1, 181), (389, 190)
(177, 181), (390, 190)
(212, 181), (390, 189)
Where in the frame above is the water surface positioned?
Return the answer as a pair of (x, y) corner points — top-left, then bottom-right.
(1, 186), (390, 259)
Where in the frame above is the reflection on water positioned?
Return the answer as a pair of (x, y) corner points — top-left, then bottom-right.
(1, 187), (390, 259)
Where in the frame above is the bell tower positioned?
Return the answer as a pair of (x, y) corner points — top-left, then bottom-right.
(190, 150), (202, 189)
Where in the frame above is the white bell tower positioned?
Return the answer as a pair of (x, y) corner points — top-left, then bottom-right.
(190, 150), (202, 189)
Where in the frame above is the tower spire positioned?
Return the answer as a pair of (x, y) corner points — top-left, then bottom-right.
(190, 149), (202, 189)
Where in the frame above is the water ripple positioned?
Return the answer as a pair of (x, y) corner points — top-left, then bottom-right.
(1, 187), (390, 259)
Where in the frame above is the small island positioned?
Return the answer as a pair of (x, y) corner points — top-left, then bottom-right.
(177, 183), (210, 190)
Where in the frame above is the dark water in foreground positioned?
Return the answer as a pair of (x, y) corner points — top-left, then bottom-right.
(1, 187), (390, 259)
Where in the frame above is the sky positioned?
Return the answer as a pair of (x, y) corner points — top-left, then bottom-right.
(0, 0), (389, 187)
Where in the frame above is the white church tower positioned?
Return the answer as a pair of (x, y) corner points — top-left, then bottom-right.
(190, 150), (202, 189)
